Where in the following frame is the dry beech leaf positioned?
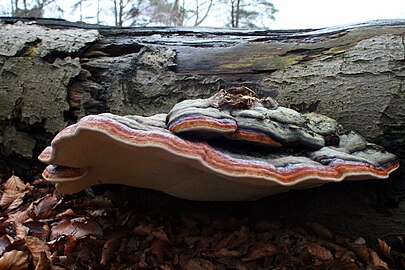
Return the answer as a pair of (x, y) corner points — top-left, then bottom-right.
(3, 175), (29, 192)
(378, 239), (392, 263)
(370, 250), (389, 269)
(133, 223), (170, 243)
(0, 235), (11, 256)
(24, 221), (50, 241)
(134, 223), (154, 235)
(214, 247), (242, 258)
(215, 226), (251, 250)
(351, 244), (371, 264)
(150, 239), (167, 263)
(0, 192), (25, 211)
(306, 223), (333, 240)
(34, 251), (51, 270)
(25, 236), (51, 267)
(307, 242), (333, 261)
(242, 243), (278, 261)
(184, 258), (215, 270)
(0, 250), (29, 270)
(152, 226), (170, 243)
(159, 265), (173, 270)
(55, 208), (75, 218)
(88, 209), (108, 218)
(100, 237), (121, 265)
(50, 218), (102, 240)
(354, 237), (367, 245)
(63, 235), (78, 255)
(48, 235), (77, 255)
(0, 173), (400, 269)
(339, 250), (357, 261)
(15, 223), (28, 239)
(7, 202), (33, 224)
(33, 194), (58, 219)
(315, 259), (362, 270)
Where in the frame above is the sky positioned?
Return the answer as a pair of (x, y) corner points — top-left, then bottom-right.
(5, 0), (404, 29)
(268, 0), (405, 29)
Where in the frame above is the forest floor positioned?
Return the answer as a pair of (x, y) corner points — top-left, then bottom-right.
(0, 175), (404, 270)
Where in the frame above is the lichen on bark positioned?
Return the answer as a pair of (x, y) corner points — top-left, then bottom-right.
(0, 57), (81, 159)
(263, 34), (405, 152)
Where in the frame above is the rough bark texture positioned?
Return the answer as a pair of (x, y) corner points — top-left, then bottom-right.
(0, 17), (404, 241)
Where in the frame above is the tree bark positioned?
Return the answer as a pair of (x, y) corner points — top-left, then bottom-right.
(1, 17), (404, 241)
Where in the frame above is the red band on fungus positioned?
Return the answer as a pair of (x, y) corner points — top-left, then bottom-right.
(39, 112), (399, 201)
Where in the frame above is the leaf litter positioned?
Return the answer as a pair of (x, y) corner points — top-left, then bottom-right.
(0, 175), (398, 269)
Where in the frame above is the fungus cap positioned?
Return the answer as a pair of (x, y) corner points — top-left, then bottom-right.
(39, 106), (399, 201)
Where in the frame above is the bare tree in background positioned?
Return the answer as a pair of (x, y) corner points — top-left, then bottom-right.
(9, 0), (61, 17)
(225, 0), (277, 28)
(112, 0), (158, 26)
(96, 0), (101, 24)
(149, 0), (214, 27)
(111, 0), (185, 27)
(1, 0), (276, 28)
(143, 0), (184, 26)
(71, 0), (103, 23)
(183, 0), (213, 26)
(72, 0), (85, 21)
(113, 0), (128, 26)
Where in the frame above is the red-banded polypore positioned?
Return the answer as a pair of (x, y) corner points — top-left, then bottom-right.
(39, 87), (399, 201)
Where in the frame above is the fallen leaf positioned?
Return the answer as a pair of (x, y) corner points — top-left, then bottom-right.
(34, 251), (51, 270)
(338, 250), (357, 261)
(152, 226), (170, 243)
(183, 258), (215, 270)
(25, 236), (51, 267)
(306, 223), (333, 241)
(0, 192), (26, 211)
(48, 234), (77, 256)
(150, 239), (167, 262)
(24, 221), (50, 241)
(63, 235), (78, 255)
(133, 223), (154, 237)
(0, 235), (11, 256)
(100, 236), (121, 265)
(354, 237), (367, 245)
(378, 239), (392, 263)
(307, 242), (333, 261)
(50, 218), (103, 240)
(370, 250), (388, 269)
(33, 194), (58, 219)
(55, 208), (75, 218)
(242, 243), (278, 261)
(0, 250), (29, 270)
(133, 223), (170, 243)
(7, 203), (33, 223)
(314, 259), (362, 270)
(350, 242), (371, 264)
(15, 223), (28, 239)
(214, 247), (242, 258)
(215, 226), (251, 250)
(4, 239), (26, 252)
(3, 176), (29, 192)
(88, 209), (108, 218)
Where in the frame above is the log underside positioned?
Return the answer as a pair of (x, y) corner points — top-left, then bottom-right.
(0, 17), (405, 240)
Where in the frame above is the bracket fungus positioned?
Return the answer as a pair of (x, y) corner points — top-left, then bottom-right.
(39, 87), (399, 201)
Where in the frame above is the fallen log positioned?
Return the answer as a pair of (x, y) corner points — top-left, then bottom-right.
(0, 17), (404, 240)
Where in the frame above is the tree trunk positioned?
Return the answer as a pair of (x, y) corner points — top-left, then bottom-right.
(1, 17), (404, 241)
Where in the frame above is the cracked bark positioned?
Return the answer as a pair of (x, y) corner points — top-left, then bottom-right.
(0, 17), (405, 241)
